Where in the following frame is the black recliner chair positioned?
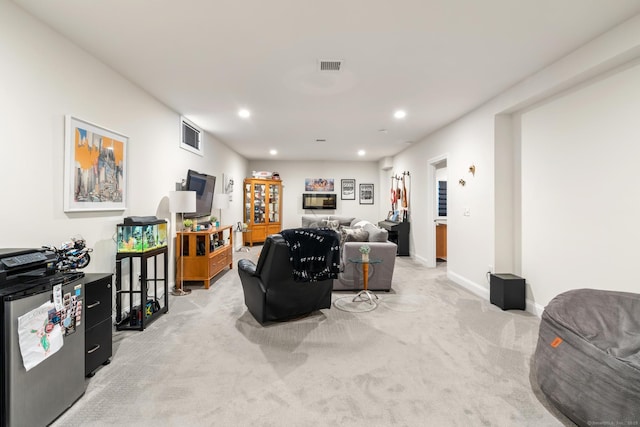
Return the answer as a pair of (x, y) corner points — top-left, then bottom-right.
(238, 233), (336, 324)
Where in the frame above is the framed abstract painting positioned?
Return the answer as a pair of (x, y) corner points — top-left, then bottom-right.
(64, 115), (128, 212)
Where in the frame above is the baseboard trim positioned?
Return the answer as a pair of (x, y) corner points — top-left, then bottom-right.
(447, 271), (543, 317)
(529, 300), (545, 317)
(447, 271), (489, 300)
(413, 254), (429, 266)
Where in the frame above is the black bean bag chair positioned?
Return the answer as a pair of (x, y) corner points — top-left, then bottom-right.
(534, 288), (640, 426)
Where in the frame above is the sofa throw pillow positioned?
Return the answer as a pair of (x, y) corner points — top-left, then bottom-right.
(320, 219), (340, 230)
(352, 220), (372, 229)
(331, 216), (356, 227)
(301, 216), (322, 228)
(363, 223), (389, 242)
(342, 227), (369, 243)
(338, 226), (350, 249)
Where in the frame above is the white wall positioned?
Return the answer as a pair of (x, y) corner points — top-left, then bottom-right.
(0, 0), (247, 285)
(393, 110), (495, 292)
(3, 0), (639, 312)
(247, 160), (381, 229)
(520, 60), (640, 306)
(390, 13), (640, 311)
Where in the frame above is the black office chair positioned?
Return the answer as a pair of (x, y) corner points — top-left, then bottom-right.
(238, 230), (339, 324)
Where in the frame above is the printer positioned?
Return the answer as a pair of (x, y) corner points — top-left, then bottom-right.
(0, 248), (59, 292)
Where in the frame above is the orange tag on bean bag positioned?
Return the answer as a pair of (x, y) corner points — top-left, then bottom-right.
(551, 337), (563, 348)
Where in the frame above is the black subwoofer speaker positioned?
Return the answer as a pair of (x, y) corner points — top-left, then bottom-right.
(490, 273), (525, 310)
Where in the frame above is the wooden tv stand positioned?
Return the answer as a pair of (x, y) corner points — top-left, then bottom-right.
(176, 225), (233, 289)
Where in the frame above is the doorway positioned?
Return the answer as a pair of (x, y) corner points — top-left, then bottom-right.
(427, 154), (448, 268)
(435, 161), (447, 262)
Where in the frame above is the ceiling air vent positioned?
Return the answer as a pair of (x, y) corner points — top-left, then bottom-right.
(318, 60), (343, 72)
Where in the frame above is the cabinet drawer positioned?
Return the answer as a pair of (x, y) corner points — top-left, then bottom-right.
(85, 317), (113, 376)
(85, 276), (112, 328)
(210, 251), (229, 272)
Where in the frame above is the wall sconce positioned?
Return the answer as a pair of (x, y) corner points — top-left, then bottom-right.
(459, 179), (466, 186)
(469, 165), (476, 176)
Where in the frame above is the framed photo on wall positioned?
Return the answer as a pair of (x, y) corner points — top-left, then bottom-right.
(64, 115), (128, 212)
(359, 183), (374, 205)
(341, 179), (355, 200)
(304, 178), (334, 192)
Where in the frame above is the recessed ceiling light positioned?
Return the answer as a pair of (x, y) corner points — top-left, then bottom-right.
(358, 150), (365, 156)
(269, 149), (277, 155)
(238, 109), (251, 118)
(394, 110), (406, 119)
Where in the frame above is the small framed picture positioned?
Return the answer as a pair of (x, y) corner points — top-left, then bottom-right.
(359, 183), (374, 205)
(341, 179), (356, 200)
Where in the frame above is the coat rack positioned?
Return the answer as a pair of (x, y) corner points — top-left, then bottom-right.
(389, 171), (410, 222)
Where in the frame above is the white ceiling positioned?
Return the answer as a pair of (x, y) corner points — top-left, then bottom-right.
(12, 0), (640, 161)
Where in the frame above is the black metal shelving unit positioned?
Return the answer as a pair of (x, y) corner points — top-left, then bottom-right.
(115, 246), (168, 331)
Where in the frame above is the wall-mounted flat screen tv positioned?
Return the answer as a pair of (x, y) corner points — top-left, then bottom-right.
(184, 169), (216, 218)
(302, 193), (337, 210)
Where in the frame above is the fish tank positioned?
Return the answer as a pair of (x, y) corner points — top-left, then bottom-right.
(117, 217), (167, 253)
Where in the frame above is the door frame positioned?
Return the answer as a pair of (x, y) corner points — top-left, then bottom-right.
(427, 154), (448, 268)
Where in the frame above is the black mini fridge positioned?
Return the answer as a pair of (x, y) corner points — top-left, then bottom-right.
(0, 249), (85, 427)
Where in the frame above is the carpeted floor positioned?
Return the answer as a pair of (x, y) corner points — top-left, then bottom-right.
(52, 248), (574, 427)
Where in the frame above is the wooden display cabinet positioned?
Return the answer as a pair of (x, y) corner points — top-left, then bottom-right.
(176, 225), (233, 289)
(243, 178), (282, 246)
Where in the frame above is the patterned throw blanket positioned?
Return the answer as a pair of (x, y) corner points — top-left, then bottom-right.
(280, 228), (340, 282)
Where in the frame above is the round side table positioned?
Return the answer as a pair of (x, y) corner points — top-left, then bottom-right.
(334, 258), (383, 312)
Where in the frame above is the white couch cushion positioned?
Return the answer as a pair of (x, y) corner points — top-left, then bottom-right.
(363, 222), (389, 242)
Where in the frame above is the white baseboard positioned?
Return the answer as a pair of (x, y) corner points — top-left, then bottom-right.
(447, 270), (543, 317)
(529, 300), (545, 317)
(413, 254), (429, 266)
(448, 271), (490, 300)
(409, 257), (545, 317)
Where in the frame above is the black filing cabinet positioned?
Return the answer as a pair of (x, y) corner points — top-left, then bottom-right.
(490, 273), (525, 310)
(84, 273), (113, 377)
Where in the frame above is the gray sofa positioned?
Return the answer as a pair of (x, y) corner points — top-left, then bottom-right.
(300, 215), (397, 291)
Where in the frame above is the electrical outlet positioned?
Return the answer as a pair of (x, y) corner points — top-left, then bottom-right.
(488, 265), (493, 274)
(464, 207), (471, 216)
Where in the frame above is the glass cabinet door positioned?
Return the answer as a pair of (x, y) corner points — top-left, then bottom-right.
(269, 183), (280, 223)
(253, 183), (266, 224)
(244, 182), (251, 224)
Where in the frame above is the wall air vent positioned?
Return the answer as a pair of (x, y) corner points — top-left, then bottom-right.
(180, 116), (203, 156)
(318, 60), (343, 72)
(315, 139), (327, 143)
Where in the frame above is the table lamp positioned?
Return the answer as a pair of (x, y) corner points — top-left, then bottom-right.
(169, 190), (196, 296)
